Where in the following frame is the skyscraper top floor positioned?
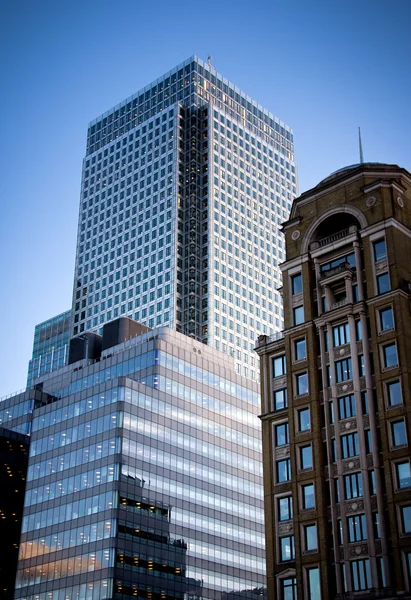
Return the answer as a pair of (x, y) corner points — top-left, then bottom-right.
(86, 55), (294, 157)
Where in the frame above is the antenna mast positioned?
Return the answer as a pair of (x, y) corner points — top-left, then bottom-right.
(358, 127), (364, 164)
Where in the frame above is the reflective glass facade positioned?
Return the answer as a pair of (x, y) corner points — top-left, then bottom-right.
(27, 310), (71, 387)
(72, 56), (296, 380)
(15, 326), (265, 599)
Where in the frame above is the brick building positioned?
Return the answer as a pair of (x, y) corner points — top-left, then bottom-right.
(256, 163), (411, 599)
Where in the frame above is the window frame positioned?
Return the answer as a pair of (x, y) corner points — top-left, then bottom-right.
(276, 458), (291, 483)
(341, 431), (360, 458)
(301, 482), (315, 510)
(379, 305), (395, 333)
(279, 534), (295, 562)
(335, 358), (353, 383)
(386, 379), (403, 408)
(278, 495), (293, 522)
(303, 523), (318, 552)
(273, 387), (288, 411)
(373, 238), (387, 262)
(376, 272), (390, 295)
(291, 273), (302, 295)
(295, 371), (309, 396)
(293, 305), (304, 326)
(390, 419), (407, 449)
(294, 337), (307, 361)
(297, 407), (311, 432)
(299, 444), (313, 470)
(273, 354), (287, 378)
(395, 460), (411, 490)
(382, 342), (398, 369)
(275, 421), (290, 447)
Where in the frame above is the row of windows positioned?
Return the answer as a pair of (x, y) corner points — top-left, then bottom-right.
(30, 413), (120, 457)
(122, 437), (262, 501)
(15, 549), (114, 588)
(123, 412), (262, 477)
(22, 490), (117, 533)
(25, 464), (118, 507)
(122, 463), (265, 528)
(19, 519), (115, 560)
(28, 438), (119, 482)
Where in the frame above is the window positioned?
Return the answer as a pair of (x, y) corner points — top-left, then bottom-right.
(335, 358), (352, 382)
(302, 483), (315, 509)
(380, 306), (394, 331)
(291, 273), (302, 295)
(280, 535), (295, 561)
(401, 506), (411, 533)
(338, 394), (356, 420)
(348, 514), (367, 542)
(373, 238), (387, 262)
(304, 524), (317, 551)
(298, 407), (310, 432)
(351, 559), (371, 591)
(300, 445), (313, 470)
(383, 343), (398, 368)
(293, 306), (304, 325)
(358, 355), (365, 376)
(341, 432), (359, 458)
(373, 513), (381, 539)
(296, 372), (308, 395)
(377, 273), (390, 294)
(333, 323), (350, 347)
(361, 391), (369, 414)
(387, 380), (402, 407)
(294, 338), (306, 361)
(391, 420), (407, 447)
(277, 459), (291, 483)
(365, 429), (373, 453)
(355, 320), (362, 341)
(280, 578), (297, 600)
(396, 462), (411, 489)
(274, 388), (288, 411)
(345, 472), (363, 499)
(275, 423), (289, 447)
(307, 567), (321, 600)
(369, 470), (376, 495)
(278, 496), (293, 521)
(273, 355), (286, 377)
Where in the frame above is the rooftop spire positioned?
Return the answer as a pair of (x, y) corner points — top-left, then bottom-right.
(358, 127), (364, 164)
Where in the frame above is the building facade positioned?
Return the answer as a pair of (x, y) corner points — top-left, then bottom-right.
(0, 428), (29, 599)
(256, 163), (411, 599)
(71, 56), (297, 380)
(14, 319), (266, 599)
(27, 310), (71, 387)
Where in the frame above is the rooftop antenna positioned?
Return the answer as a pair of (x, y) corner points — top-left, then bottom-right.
(358, 127), (364, 164)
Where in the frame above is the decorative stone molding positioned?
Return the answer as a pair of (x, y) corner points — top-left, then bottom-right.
(343, 458), (361, 472)
(275, 446), (291, 460)
(291, 229), (301, 240)
(366, 196), (376, 207)
(336, 381), (354, 395)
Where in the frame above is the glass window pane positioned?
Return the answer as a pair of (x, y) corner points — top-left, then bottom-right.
(300, 445), (313, 469)
(380, 307), (394, 331)
(373, 239), (387, 262)
(377, 273), (390, 294)
(387, 381), (402, 406)
(397, 462), (411, 488)
(291, 274), (302, 295)
(307, 567), (321, 600)
(302, 484), (315, 509)
(293, 306), (304, 325)
(392, 420), (407, 447)
(298, 408), (310, 431)
(296, 373), (308, 395)
(383, 344), (398, 368)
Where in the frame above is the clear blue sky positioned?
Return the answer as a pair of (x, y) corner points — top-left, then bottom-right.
(0, 0), (410, 398)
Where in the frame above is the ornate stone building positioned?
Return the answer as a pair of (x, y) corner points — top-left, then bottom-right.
(256, 163), (411, 599)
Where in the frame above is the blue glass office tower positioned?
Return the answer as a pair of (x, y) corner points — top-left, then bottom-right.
(71, 56), (296, 381)
(14, 322), (265, 599)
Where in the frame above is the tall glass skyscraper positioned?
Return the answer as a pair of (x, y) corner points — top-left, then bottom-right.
(71, 56), (297, 381)
(14, 321), (265, 600)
